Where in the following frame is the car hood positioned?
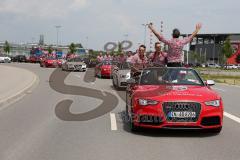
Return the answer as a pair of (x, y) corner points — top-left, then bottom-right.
(66, 62), (86, 65)
(117, 69), (130, 75)
(133, 85), (220, 102)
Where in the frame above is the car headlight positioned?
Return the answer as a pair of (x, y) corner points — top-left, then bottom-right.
(82, 65), (86, 68)
(126, 72), (131, 79)
(120, 74), (126, 78)
(138, 99), (159, 106)
(205, 100), (220, 107)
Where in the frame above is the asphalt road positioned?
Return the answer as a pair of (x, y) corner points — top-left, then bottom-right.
(1, 63), (240, 160)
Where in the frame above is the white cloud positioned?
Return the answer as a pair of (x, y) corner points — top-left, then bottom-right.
(0, 0), (88, 19)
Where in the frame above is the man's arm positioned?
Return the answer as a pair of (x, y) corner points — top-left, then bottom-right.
(148, 23), (170, 45)
(183, 23), (202, 44)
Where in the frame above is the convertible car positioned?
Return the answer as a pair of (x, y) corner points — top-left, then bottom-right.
(62, 57), (86, 72)
(126, 67), (223, 133)
(40, 57), (61, 68)
(95, 61), (117, 78)
(112, 62), (131, 89)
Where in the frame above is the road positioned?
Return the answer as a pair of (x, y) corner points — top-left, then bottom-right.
(1, 63), (240, 160)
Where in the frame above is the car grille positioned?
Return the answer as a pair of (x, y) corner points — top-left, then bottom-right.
(74, 65), (82, 69)
(163, 102), (201, 122)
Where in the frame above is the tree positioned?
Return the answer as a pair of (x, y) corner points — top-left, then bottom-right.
(236, 54), (240, 64)
(117, 42), (122, 55)
(3, 41), (10, 54)
(47, 46), (53, 54)
(69, 43), (77, 54)
(222, 37), (233, 64)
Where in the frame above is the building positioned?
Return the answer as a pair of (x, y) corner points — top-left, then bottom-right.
(181, 33), (240, 64)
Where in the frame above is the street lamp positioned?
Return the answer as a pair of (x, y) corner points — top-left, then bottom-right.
(124, 34), (129, 40)
(55, 25), (61, 48)
(142, 24), (148, 46)
(86, 36), (89, 49)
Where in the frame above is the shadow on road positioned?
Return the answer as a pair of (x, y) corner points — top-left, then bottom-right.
(117, 111), (220, 138)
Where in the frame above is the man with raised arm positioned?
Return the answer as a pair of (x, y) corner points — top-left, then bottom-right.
(148, 23), (202, 67)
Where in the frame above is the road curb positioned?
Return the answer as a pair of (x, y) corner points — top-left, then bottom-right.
(0, 66), (39, 111)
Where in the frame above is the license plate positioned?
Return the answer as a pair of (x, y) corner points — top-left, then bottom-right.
(168, 111), (196, 118)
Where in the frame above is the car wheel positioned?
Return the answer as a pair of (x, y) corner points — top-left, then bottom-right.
(115, 78), (120, 90)
(130, 115), (139, 132)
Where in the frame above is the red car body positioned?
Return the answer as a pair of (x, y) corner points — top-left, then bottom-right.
(95, 61), (116, 78)
(40, 57), (60, 68)
(126, 67), (223, 132)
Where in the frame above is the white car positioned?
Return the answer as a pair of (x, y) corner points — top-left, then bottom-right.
(225, 64), (238, 69)
(208, 63), (220, 68)
(0, 54), (11, 63)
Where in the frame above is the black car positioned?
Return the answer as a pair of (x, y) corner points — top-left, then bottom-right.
(12, 55), (27, 62)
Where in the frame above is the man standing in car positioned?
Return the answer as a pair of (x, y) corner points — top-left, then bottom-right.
(148, 23), (202, 67)
(97, 52), (104, 63)
(149, 42), (168, 67)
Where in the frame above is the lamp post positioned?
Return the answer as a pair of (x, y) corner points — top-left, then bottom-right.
(142, 24), (148, 46)
(55, 25), (61, 48)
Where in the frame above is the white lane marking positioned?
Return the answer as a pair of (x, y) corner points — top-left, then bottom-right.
(224, 112), (240, 124)
(101, 90), (107, 96)
(212, 87), (226, 92)
(110, 113), (118, 131)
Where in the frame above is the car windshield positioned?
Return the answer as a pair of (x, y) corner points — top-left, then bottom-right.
(102, 61), (116, 65)
(47, 57), (56, 60)
(68, 58), (82, 62)
(118, 62), (131, 69)
(140, 68), (204, 86)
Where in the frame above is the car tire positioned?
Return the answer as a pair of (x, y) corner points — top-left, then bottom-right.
(130, 116), (139, 132)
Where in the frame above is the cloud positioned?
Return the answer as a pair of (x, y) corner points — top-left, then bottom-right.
(0, 0), (88, 19)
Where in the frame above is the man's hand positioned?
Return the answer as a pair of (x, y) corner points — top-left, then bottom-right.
(148, 22), (154, 30)
(196, 23), (202, 32)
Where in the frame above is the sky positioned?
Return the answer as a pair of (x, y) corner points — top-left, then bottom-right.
(0, 0), (239, 50)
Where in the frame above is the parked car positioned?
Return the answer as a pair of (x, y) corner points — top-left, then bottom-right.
(112, 62), (131, 89)
(237, 64), (240, 69)
(225, 64), (238, 69)
(62, 57), (87, 72)
(126, 67), (223, 133)
(207, 63), (220, 68)
(12, 55), (27, 62)
(0, 54), (11, 63)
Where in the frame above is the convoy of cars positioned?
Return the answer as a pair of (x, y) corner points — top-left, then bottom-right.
(0, 55), (226, 133)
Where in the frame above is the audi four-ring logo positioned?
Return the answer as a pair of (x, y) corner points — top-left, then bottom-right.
(104, 40), (133, 51)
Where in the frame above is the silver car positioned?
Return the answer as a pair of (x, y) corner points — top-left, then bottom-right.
(62, 57), (87, 72)
(112, 62), (131, 89)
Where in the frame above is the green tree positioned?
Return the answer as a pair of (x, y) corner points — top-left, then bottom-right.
(236, 54), (240, 63)
(3, 41), (10, 54)
(222, 37), (233, 64)
(69, 43), (77, 54)
(117, 42), (123, 55)
(47, 46), (53, 54)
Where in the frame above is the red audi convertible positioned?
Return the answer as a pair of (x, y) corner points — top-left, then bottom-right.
(40, 57), (61, 68)
(126, 67), (223, 133)
(95, 61), (117, 78)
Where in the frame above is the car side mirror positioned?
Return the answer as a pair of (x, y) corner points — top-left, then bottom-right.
(127, 78), (136, 84)
(206, 80), (215, 86)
